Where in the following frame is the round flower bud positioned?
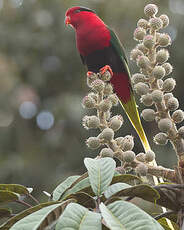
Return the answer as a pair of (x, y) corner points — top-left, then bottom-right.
(137, 55), (150, 69)
(164, 93), (173, 104)
(91, 79), (105, 92)
(152, 66), (165, 79)
(137, 44), (148, 55)
(108, 94), (119, 106)
(134, 82), (149, 96)
(159, 14), (169, 28)
(134, 27), (146, 41)
(156, 49), (169, 64)
(123, 150), (135, 163)
(178, 126), (184, 138)
(82, 96), (96, 109)
(136, 153), (146, 162)
(149, 17), (163, 30)
(130, 49), (143, 61)
(82, 115), (100, 129)
(86, 137), (101, 149)
(158, 33), (171, 47)
(141, 109), (155, 122)
(99, 99), (112, 112)
(162, 78), (176, 92)
(104, 83), (113, 95)
(86, 73), (97, 86)
(101, 128), (114, 141)
(131, 73), (146, 84)
(162, 63), (173, 76)
(172, 110), (184, 123)
(135, 163), (148, 176)
(143, 35), (155, 49)
(100, 71), (112, 81)
(109, 115), (123, 131)
(144, 4), (158, 17)
(120, 135), (134, 151)
(88, 92), (98, 102)
(154, 132), (168, 145)
(151, 89), (163, 103)
(158, 118), (172, 132)
(145, 150), (155, 162)
(166, 97), (179, 111)
(115, 137), (124, 146)
(100, 148), (114, 158)
(140, 94), (153, 106)
(137, 18), (149, 29)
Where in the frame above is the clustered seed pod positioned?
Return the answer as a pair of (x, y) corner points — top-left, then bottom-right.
(82, 115), (100, 129)
(162, 78), (176, 92)
(145, 150), (155, 162)
(82, 96), (96, 109)
(120, 135), (134, 151)
(86, 137), (101, 149)
(151, 89), (163, 103)
(108, 94), (119, 106)
(131, 73), (146, 84)
(99, 99), (112, 112)
(122, 150), (135, 163)
(130, 48), (143, 61)
(154, 132), (168, 145)
(166, 97), (179, 111)
(136, 152), (146, 162)
(109, 115), (123, 131)
(137, 56), (150, 69)
(158, 118), (172, 132)
(156, 49), (169, 64)
(141, 109), (155, 121)
(134, 27), (146, 41)
(149, 17), (163, 31)
(162, 63), (173, 75)
(144, 4), (158, 17)
(100, 128), (114, 141)
(158, 33), (171, 47)
(152, 66), (165, 79)
(172, 110), (184, 123)
(178, 126), (184, 139)
(159, 14), (169, 28)
(140, 94), (153, 106)
(100, 148), (114, 158)
(134, 82), (149, 96)
(91, 79), (105, 92)
(143, 35), (155, 49)
(137, 18), (149, 29)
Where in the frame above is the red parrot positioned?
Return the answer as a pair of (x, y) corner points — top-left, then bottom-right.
(65, 6), (150, 151)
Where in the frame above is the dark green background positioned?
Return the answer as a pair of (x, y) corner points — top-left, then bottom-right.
(0, 0), (183, 199)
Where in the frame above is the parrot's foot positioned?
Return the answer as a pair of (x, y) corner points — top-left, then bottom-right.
(100, 65), (113, 76)
(87, 71), (94, 77)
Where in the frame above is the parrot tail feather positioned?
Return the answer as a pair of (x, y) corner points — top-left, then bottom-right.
(120, 94), (151, 152)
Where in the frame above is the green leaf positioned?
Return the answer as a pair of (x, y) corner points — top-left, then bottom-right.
(0, 208), (12, 219)
(104, 183), (131, 199)
(8, 199), (74, 230)
(56, 203), (101, 230)
(111, 184), (160, 203)
(0, 184), (29, 196)
(111, 174), (142, 185)
(84, 157), (116, 196)
(63, 192), (96, 209)
(100, 201), (164, 230)
(61, 177), (94, 200)
(52, 175), (80, 201)
(0, 190), (19, 203)
(0, 200), (75, 229)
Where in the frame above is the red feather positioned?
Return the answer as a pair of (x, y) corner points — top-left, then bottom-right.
(110, 73), (131, 103)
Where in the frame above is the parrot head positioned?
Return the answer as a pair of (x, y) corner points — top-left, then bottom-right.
(65, 6), (96, 29)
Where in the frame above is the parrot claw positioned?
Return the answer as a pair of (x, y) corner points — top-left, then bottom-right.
(87, 71), (94, 77)
(100, 65), (113, 76)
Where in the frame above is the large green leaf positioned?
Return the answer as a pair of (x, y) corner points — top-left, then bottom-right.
(111, 174), (142, 185)
(100, 201), (164, 230)
(0, 190), (19, 203)
(0, 184), (29, 196)
(60, 177), (94, 200)
(56, 203), (101, 230)
(84, 157), (116, 196)
(104, 183), (131, 199)
(52, 175), (80, 201)
(63, 192), (96, 209)
(9, 199), (74, 230)
(0, 200), (75, 229)
(110, 184), (160, 203)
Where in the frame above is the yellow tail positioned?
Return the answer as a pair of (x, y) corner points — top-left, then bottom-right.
(120, 94), (150, 152)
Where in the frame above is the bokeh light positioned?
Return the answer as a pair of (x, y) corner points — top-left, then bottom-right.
(9, 0), (23, 8)
(19, 101), (37, 119)
(36, 111), (54, 130)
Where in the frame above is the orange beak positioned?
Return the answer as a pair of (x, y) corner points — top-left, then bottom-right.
(65, 16), (71, 26)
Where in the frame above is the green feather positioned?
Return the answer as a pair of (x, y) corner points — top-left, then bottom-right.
(109, 28), (150, 151)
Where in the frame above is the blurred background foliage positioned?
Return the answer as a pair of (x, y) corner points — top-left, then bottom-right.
(0, 0), (183, 199)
